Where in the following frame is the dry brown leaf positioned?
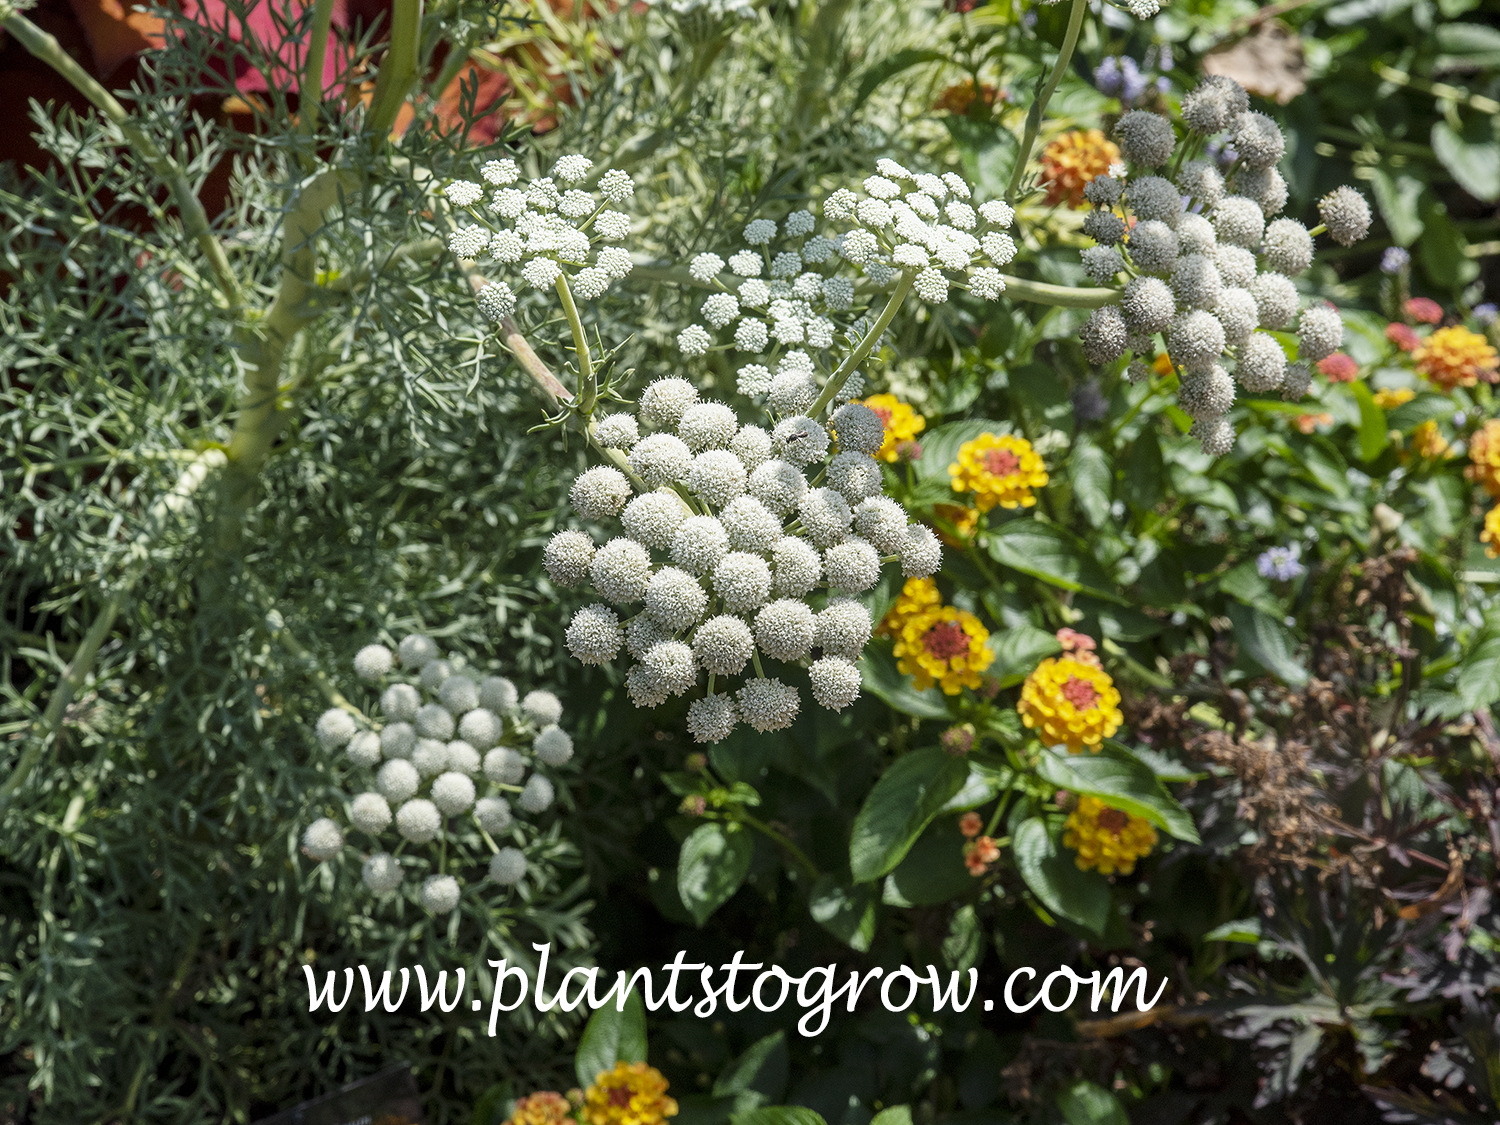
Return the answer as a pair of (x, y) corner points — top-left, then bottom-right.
(1203, 21), (1307, 105)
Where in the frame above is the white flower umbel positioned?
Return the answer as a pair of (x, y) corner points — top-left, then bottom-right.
(301, 633), (574, 914)
(1073, 75), (1371, 455)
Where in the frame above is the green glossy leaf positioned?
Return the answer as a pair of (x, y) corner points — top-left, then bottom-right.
(1347, 381), (1389, 462)
(852, 49), (948, 110)
(1457, 635), (1500, 712)
(732, 1109), (828, 1125)
(1204, 917), (1263, 944)
(1419, 199), (1479, 288)
(1224, 600), (1309, 687)
(472, 1082), (514, 1125)
(713, 1031), (788, 1104)
(1069, 438), (1113, 528)
(861, 643), (952, 719)
(870, 1108), (913, 1125)
(850, 747), (970, 882)
(809, 875), (878, 951)
(1121, 428), (1165, 514)
(1432, 122), (1500, 203)
(575, 988), (648, 1087)
(678, 822), (754, 925)
(913, 418), (1013, 486)
(1388, 393), (1458, 431)
(1035, 749), (1200, 842)
(987, 623), (1063, 685)
(1369, 169), (1424, 247)
(1012, 817), (1110, 935)
(943, 906), (983, 973)
(987, 520), (1127, 604)
(1057, 1080), (1130, 1125)
(883, 820), (976, 905)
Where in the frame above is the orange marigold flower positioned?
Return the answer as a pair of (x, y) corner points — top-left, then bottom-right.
(1468, 419), (1500, 498)
(1483, 504), (1500, 559)
(1316, 353), (1358, 382)
(581, 1062), (677, 1125)
(1414, 325), (1500, 392)
(930, 502), (981, 546)
(1373, 387), (1415, 410)
(878, 575), (942, 637)
(1038, 129), (1121, 209)
(1386, 322), (1422, 352)
(959, 811), (984, 838)
(1412, 419), (1451, 459)
(964, 834), (1001, 876)
(857, 394), (926, 462)
(894, 605), (995, 694)
(508, 1092), (578, 1125)
(1405, 297), (1444, 325)
(1063, 796), (1158, 875)
(1018, 655), (1122, 753)
(1295, 412), (1333, 434)
(949, 433), (1048, 512)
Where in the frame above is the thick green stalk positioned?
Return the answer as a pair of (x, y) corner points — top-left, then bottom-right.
(808, 273), (914, 417)
(553, 274), (596, 414)
(1, 449), (228, 813)
(296, 0), (340, 141)
(1006, 0), (1088, 202)
(365, 0), (425, 143)
(1, 11), (243, 309)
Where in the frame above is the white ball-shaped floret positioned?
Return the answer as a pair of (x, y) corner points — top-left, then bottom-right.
(1171, 253), (1222, 312)
(732, 425), (774, 472)
(457, 708), (502, 751)
(679, 403), (739, 453)
(736, 678), (800, 733)
(350, 792), (392, 834)
(544, 530), (596, 587)
(1177, 366), (1236, 420)
(854, 496), (908, 553)
(1231, 111), (1285, 170)
(899, 525), (942, 578)
(1211, 196), (1265, 249)
(398, 634), (440, 669)
(629, 433), (693, 488)
(1262, 219), (1313, 276)
(1234, 167), (1288, 217)
(1191, 416), (1236, 457)
(534, 725), (573, 766)
(1250, 272), (1299, 330)
(768, 370), (818, 416)
(671, 516), (731, 576)
(809, 656), (861, 710)
(1175, 213), (1217, 256)
(799, 487), (853, 548)
(1212, 245), (1258, 290)
(475, 796), (512, 834)
(1081, 305), (1129, 366)
(421, 874), (461, 914)
(484, 747), (527, 785)
(826, 452), (883, 504)
(1318, 185), (1371, 247)
(363, 853), (403, 894)
(829, 403), (885, 455)
(413, 738), (450, 778)
(589, 538), (654, 604)
(566, 603), (623, 666)
(1126, 176), (1182, 223)
(816, 599), (872, 659)
(1236, 333), (1288, 393)
(687, 694), (738, 744)
(1168, 310), (1227, 370)
(1127, 220), (1179, 274)
(693, 615), (755, 676)
(641, 640), (697, 696)
(396, 798), (442, 843)
(431, 772), (477, 816)
(353, 644), (394, 684)
(521, 690), (563, 727)
(771, 536), (823, 597)
(687, 449), (748, 507)
(346, 730), (382, 767)
(377, 759), (420, 802)
(414, 703), (455, 741)
(621, 491), (686, 551)
(824, 538), (881, 593)
(446, 740), (481, 775)
(595, 413), (640, 450)
(1121, 277), (1175, 334)
(1282, 362), (1312, 401)
(379, 682), (421, 722)
(315, 708), (357, 751)
(518, 775), (555, 814)
(1215, 288), (1259, 348)
(1297, 304), (1343, 362)
(302, 817), (344, 860)
(646, 566), (709, 631)
(419, 659), (452, 693)
(773, 416), (830, 467)
(720, 495), (782, 553)
(479, 676), (518, 714)
(489, 848), (527, 884)
(749, 460), (807, 518)
(639, 377), (700, 428)
(713, 552), (773, 614)
(754, 599), (816, 662)
(438, 674), (480, 716)
(1177, 160), (1224, 209)
(1114, 110), (1175, 167)
(571, 468), (631, 524)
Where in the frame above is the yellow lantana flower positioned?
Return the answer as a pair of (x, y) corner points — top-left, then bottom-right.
(878, 575), (942, 637)
(581, 1062), (677, 1125)
(1063, 796), (1158, 875)
(949, 433), (1048, 512)
(1483, 504), (1500, 560)
(1414, 325), (1499, 391)
(858, 394), (926, 462)
(1372, 387), (1415, 410)
(1018, 655), (1122, 753)
(507, 1092), (577, 1125)
(1467, 419), (1500, 498)
(1412, 419), (1452, 460)
(894, 605), (995, 694)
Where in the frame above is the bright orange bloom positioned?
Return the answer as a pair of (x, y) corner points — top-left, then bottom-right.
(1151, 352), (1175, 377)
(507, 1092), (577, 1125)
(959, 811), (984, 838)
(934, 79), (1002, 116)
(1467, 419), (1500, 497)
(1038, 129), (1121, 208)
(1295, 413), (1333, 434)
(580, 1063), (677, 1125)
(1414, 326), (1500, 392)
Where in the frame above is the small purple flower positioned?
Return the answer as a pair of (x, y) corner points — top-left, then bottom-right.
(1475, 303), (1498, 326)
(1256, 544), (1306, 582)
(1205, 139), (1239, 168)
(1094, 56), (1148, 103)
(1380, 247), (1410, 274)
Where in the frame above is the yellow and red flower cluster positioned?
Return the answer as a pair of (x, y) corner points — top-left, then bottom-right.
(856, 394), (925, 462)
(1017, 631), (1122, 753)
(1414, 325), (1499, 392)
(508, 1064), (677, 1125)
(884, 577), (995, 694)
(1062, 796), (1158, 875)
(1038, 129), (1120, 208)
(949, 433), (1048, 512)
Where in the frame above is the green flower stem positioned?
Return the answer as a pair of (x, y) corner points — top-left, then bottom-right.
(733, 811), (819, 880)
(0, 11), (243, 310)
(1006, 0), (1088, 202)
(554, 273), (597, 414)
(1374, 62), (1500, 115)
(296, 0), (340, 143)
(2, 449), (228, 814)
(809, 273), (915, 418)
(364, 0), (424, 144)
